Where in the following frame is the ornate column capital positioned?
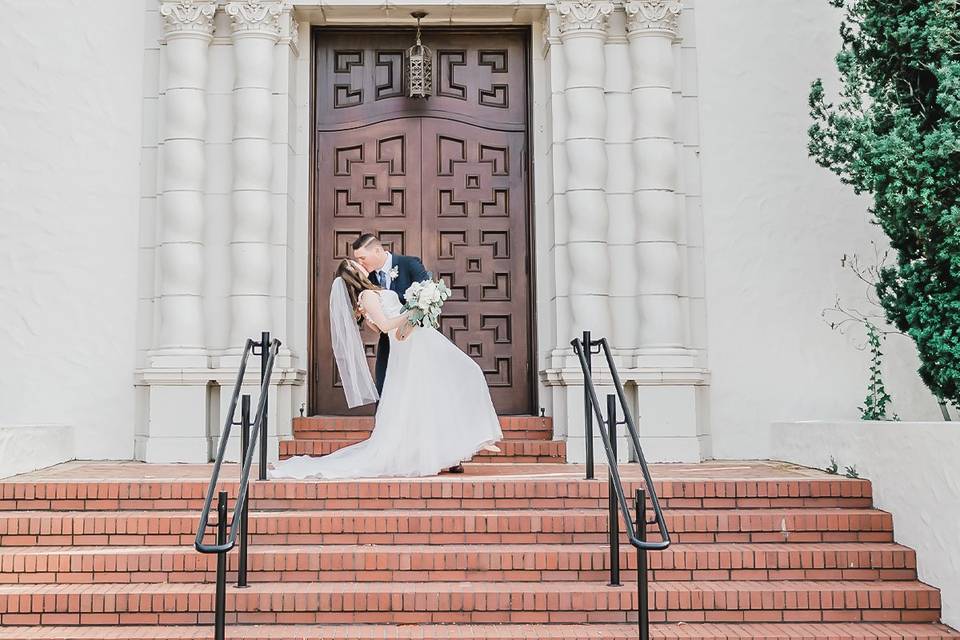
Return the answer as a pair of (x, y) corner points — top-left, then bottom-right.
(554, 0), (614, 36)
(160, 0), (216, 40)
(225, 0), (286, 38)
(623, 0), (682, 40)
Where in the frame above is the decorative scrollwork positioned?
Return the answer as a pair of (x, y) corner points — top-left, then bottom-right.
(555, 0), (613, 34)
(623, 0), (683, 39)
(159, 0), (216, 37)
(225, 0), (286, 36)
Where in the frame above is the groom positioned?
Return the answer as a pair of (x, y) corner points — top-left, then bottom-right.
(352, 235), (466, 471)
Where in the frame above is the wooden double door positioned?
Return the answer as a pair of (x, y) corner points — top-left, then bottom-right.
(310, 28), (535, 415)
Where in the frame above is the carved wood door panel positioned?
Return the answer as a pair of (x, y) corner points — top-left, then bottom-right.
(311, 29), (533, 416)
(314, 121), (422, 413)
(421, 120), (530, 414)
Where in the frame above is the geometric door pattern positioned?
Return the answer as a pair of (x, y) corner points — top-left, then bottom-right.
(311, 29), (533, 415)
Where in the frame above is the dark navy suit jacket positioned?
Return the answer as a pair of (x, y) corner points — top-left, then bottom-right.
(369, 254), (430, 393)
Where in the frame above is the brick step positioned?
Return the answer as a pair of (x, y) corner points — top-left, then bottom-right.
(0, 543), (918, 585)
(0, 509), (894, 547)
(0, 581), (942, 625)
(293, 416), (554, 441)
(0, 475), (874, 512)
(0, 623), (956, 640)
(279, 439), (566, 463)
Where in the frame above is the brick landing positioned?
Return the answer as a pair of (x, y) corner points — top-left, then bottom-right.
(0, 461), (955, 639)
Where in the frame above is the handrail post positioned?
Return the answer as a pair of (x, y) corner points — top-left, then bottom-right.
(214, 491), (228, 640)
(607, 393), (620, 587)
(636, 488), (649, 640)
(259, 331), (270, 481)
(237, 395), (251, 589)
(583, 331), (595, 480)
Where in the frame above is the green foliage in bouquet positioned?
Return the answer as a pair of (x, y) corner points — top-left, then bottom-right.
(808, 0), (960, 407)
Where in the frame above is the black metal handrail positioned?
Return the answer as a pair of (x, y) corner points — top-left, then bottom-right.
(571, 332), (671, 639)
(194, 332), (280, 640)
(195, 335), (280, 554)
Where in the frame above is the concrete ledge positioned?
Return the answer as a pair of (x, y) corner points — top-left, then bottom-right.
(0, 424), (75, 479)
(771, 420), (960, 629)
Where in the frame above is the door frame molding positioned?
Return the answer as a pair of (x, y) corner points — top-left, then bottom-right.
(307, 25), (537, 416)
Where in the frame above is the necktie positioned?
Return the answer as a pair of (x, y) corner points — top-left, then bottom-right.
(380, 269), (389, 288)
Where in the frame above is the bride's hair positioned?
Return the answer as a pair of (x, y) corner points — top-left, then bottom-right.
(336, 259), (381, 324)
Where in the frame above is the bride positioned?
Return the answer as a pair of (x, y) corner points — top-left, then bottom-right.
(270, 259), (503, 479)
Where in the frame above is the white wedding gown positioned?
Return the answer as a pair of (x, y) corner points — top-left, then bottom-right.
(270, 290), (503, 479)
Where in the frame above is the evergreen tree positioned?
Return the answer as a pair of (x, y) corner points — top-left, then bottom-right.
(809, 0), (960, 407)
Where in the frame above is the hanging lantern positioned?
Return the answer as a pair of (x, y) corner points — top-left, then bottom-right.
(405, 12), (432, 99)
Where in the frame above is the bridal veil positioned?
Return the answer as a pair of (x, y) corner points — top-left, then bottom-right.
(329, 277), (379, 408)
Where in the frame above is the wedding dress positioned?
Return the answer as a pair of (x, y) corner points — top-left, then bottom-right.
(270, 289), (503, 479)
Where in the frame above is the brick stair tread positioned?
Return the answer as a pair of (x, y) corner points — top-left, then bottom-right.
(291, 416), (554, 443)
(295, 431), (553, 441)
(0, 579), (940, 606)
(0, 541), (918, 574)
(293, 416), (552, 432)
(279, 439), (566, 459)
(0, 623), (956, 640)
(0, 476), (874, 512)
(0, 506), (892, 525)
(293, 429), (554, 442)
(0, 540), (914, 556)
(0, 508), (896, 547)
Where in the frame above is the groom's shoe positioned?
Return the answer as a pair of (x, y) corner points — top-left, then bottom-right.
(448, 464), (464, 474)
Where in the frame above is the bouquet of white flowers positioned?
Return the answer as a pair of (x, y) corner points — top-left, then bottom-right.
(404, 278), (452, 329)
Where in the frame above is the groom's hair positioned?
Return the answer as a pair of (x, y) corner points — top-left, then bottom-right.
(352, 233), (381, 251)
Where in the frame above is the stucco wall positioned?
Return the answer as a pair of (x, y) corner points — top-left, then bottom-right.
(695, 0), (942, 460)
(0, 0), (144, 460)
(773, 421), (960, 628)
(0, 425), (74, 480)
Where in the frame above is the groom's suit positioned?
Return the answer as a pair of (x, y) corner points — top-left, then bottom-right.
(369, 253), (430, 394)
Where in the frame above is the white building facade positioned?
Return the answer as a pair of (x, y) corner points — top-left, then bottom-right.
(0, 0), (944, 469)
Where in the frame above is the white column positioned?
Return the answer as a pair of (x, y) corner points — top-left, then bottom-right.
(558, 0), (614, 340)
(625, 0), (688, 366)
(226, 0), (284, 351)
(152, 0), (216, 368)
(139, 0), (216, 463)
(603, 12), (636, 353)
(549, 0), (628, 463)
(624, 0), (706, 463)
